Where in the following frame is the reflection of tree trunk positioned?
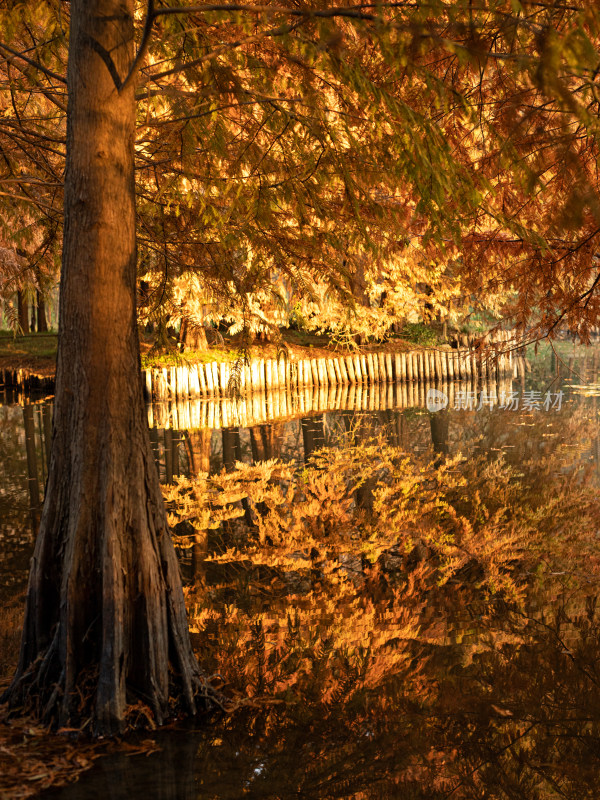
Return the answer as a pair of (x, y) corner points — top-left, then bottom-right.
(222, 427), (241, 472)
(383, 410), (396, 445)
(250, 426), (266, 463)
(341, 410), (356, 445)
(148, 425), (160, 477)
(172, 430), (180, 477)
(23, 404), (41, 536)
(250, 424), (276, 463)
(269, 422), (283, 460)
(35, 406), (47, 485)
(191, 531), (208, 588)
(396, 413), (404, 448)
(53, 731), (202, 800)
(42, 403), (52, 471)
(301, 416), (325, 461)
(430, 409), (449, 458)
(164, 429), (173, 484)
(36, 289), (48, 332)
(184, 430), (211, 476)
(17, 290), (29, 334)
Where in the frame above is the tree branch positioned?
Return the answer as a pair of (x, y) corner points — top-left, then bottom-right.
(0, 40), (66, 85)
(151, 2), (413, 20)
(83, 34), (124, 90)
(140, 19), (300, 85)
(121, 0), (156, 93)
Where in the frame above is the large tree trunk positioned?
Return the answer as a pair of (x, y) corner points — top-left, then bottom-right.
(2, 0), (212, 735)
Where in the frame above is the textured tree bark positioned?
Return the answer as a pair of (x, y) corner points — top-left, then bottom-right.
(2, 0), (212, 735)
(30, 297), (37, 332)
(36, 288), (49, 332)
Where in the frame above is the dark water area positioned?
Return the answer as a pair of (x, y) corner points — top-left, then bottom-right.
(3, 344), (600, 798)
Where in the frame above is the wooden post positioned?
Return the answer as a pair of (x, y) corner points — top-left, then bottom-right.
(315, 358), (324, 387)
(204, 362), (214, 395)
(333, 358), (343, 384)
(297, 358), (304, 388)
(385, 352), (393, 381)
(445, 351), (453, 381)
(373, 352), (381, 383)
(339, 356), (349, 384)
(310, 358), (319, 386)
(378, 352), (387, 381)
(304, 359), (313, 387)
(423, 350), (430, 382)
(278, 355), (287, 388)
(183, 365), (192, 399)
(398, 352), (406, 382)
(462, 350), (470, 380)
(345, 355), (356, 383)
(416, 351), (424, 381)
(360, 353), (369, 383)
(326, 358), (337, 385)
(260, 358), (268, 392)
(429, 351), (436, 381)
(406, 351), (414, 381)
(144, 369), (152, 401)
(433, 349), (441, 381)
(189, 365), (200, 398)
(219, 362), (229, 396)
(265, 359), (273, 391)
(366, 352), (375, 384)
(160, 368), (169, 401)
(209, 362), (219, 395)
(250, 360), (259, 393)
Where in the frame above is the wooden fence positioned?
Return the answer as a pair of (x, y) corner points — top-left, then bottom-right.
(145, 339), (521, 403)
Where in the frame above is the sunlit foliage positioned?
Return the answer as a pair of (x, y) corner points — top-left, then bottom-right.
(2, 3), (600, 339)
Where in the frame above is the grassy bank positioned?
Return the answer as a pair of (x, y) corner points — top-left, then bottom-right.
(0, 332), (58, 376)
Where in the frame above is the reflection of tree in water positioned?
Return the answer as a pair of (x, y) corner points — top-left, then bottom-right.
(0, 402), (50, 599)
(45, 595), (600, 799)
(5, 386), (600, 796)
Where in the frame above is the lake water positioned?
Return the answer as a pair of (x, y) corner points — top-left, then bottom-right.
(2, 344), (600, 798)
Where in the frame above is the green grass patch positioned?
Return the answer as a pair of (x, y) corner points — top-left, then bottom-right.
(141, 348), (238, 370)
(0, 331), (57, 360)
(399, 322), (441, 347)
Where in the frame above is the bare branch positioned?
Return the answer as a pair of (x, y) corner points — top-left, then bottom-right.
(140, 19), (300, 85)
(0, 40), (66, 85)
(151, 3), (413, 20)
(121, 0), (156, 93)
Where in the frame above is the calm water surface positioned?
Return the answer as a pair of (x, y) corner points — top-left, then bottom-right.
(2, 344), (600, 798)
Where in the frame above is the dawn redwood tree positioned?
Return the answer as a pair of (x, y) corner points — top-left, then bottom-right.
(2, 0), (211, 734)
(3, 0), (600, 736)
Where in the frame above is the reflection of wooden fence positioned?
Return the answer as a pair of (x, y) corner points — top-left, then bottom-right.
(148, 376), (515, 431)
(144, 339), (519, 403)
(0, 369), (54, 397)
